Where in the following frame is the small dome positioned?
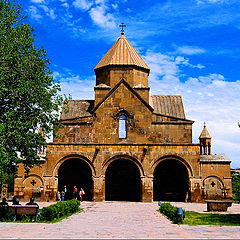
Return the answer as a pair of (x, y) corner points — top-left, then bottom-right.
(199, 123), (211, 139)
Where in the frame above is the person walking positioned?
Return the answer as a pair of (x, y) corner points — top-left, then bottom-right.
(79, 188), (85, 202)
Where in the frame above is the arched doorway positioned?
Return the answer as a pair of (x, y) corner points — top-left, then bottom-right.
(58, 158), (93, 201)
(105, 159), (141, 201)
(153, 159), (189, 202)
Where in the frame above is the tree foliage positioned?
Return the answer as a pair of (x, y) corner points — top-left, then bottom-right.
(232, 173), (240, 203)
(0, 0), (65, 178)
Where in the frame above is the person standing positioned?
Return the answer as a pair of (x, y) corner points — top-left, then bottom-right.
(79, 188), (85, 202)
(61, 190), (65, 201)
(64, 185), (68, 200)
(73, 185), (78, 199)
(56, 191), (61, 201)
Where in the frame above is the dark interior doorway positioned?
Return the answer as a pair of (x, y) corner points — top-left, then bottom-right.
(153, 159), (189, 202)
(58, 158), (93, 201)
(105, 159), (141, 201)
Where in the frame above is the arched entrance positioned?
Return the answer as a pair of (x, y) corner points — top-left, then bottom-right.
(105, 159), (141, 201)
(58, 158), (93, 201)
(153, 159), (189, 202)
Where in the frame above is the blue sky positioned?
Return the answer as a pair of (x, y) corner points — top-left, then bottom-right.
(17, 0), (240, 168)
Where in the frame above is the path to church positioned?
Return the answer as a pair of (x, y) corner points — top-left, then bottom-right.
(1, 202), (240, 239)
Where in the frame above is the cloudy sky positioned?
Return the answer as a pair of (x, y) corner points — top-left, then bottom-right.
(18, 0), (240, 168)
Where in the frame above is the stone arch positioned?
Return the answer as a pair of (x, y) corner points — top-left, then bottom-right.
(149, 155), (193, 177)
(23, 175), (44, 200)
(202, 175), (225, 200)
(53, 154), (96, 177)
(54, 154), (95, 201)
(203, 175), (224, 188)
(102, 154), (144, 177)
(23, 174), (44, 187)
(103, 154), (143, 201)
(151, 155), (191, 202)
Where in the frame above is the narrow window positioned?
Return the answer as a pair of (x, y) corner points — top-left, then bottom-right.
(119, 115), (127, 139)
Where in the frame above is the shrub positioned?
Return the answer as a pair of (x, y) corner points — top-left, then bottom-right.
(39, 199), (80, 221)
(0, 206), (14, 221)
(159, 202), (185, 224)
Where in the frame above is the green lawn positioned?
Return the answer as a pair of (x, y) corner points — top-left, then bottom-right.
(183, 211), (240, 226)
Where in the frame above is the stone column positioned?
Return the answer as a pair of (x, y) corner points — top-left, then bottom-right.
(141, 176), (153, 202)
(93, 175), (105, 202)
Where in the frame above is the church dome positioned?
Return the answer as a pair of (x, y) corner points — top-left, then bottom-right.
(94, 34), (150, 72)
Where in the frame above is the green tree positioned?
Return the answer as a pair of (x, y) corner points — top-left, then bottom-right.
(0, 0), (65, 184)
(232, 173), (240, 203)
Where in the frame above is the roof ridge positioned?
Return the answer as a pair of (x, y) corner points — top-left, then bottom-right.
(91, 79), (153, 113)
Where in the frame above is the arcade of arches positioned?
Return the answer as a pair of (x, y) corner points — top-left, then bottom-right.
(14, 32), (232, 202)
(57, 156), (189, 202)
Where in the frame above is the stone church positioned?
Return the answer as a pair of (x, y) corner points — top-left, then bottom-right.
(14, 31), (232, 202)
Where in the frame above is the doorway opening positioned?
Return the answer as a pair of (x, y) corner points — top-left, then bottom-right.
(153, 159), (189, 202)
(58, 158), (93, 201)
(105, 159), (141, 201)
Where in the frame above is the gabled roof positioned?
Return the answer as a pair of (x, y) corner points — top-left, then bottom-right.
(91, 79), (153, 113)
(150, 95), (186, 119)
(94, 34), (150, 71)
(60, 100), (94, 120)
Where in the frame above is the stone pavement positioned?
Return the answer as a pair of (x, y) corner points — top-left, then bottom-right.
(0, 201), (240, 239)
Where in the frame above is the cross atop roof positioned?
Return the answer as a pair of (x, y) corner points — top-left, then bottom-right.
(119, 22), (126, 35)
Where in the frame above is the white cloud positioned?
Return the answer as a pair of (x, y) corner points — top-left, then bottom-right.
(112, 3), (118, 9)
(30, 0), (45, 3)
(176, 46), (206, 55)
(197, 0), (225, 4)
(40, 5), (56, 20)
(144, 52), (204, 84)
(89, 5), (116, 29)
(54, 70), (95, 100)
(61, 2), (69, 8)
(144, 51), (240, 167)
(28, 5), (42, 20)
(73, 0), (93, 11)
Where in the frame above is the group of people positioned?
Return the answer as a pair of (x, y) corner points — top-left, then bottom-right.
(0, 197), (40, 221)
(0, 196), (39, 208)
(56, 185), (85, 202)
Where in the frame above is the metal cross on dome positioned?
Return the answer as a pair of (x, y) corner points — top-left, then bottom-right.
(119, 22), (126, 35)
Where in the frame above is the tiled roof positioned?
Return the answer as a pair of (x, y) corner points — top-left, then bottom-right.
(150, 95), (186, 119)
(60, 100), (94, 120)
(94, 35), (150, 71)
(199, 125), (212, 139)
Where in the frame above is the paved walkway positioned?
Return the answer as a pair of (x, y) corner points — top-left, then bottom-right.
(0, 201), (240, 239)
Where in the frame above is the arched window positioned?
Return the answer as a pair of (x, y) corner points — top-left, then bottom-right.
(119, 115), (127, 139)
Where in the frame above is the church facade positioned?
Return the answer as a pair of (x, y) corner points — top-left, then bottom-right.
(14, 32), (232, 202)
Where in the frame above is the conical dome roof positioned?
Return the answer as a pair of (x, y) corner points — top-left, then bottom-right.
(94, 34), (150, 71)
(199, 124), (211, 139)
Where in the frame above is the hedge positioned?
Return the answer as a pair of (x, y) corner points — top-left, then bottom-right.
(159, 202), (185, 224)
(39, 199), (81, 221)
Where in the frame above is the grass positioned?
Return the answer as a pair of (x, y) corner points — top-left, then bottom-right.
(182, 211), (240, 226)
(12, 208), (83, 223)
